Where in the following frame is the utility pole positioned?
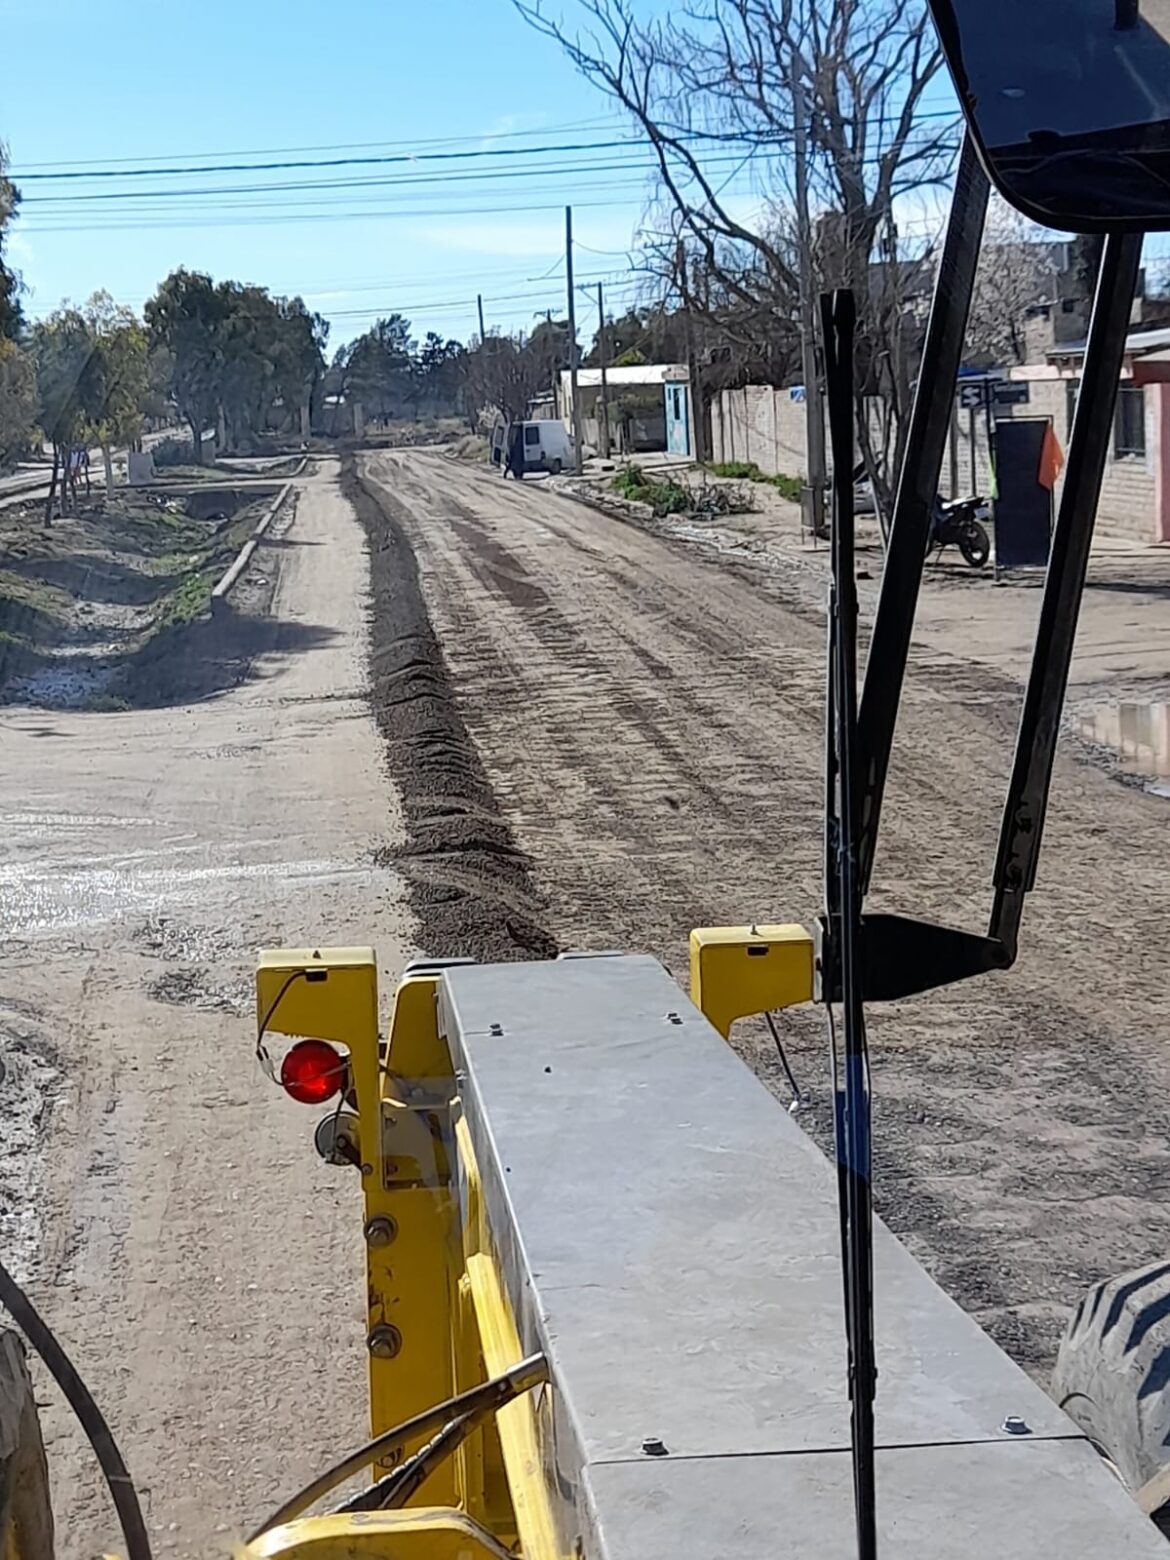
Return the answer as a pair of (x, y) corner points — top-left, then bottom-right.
(791, 56), (828, 534)
(566, 206), (585, 475)
(477, 293), (486, 345)
(596, 281), (611, 460)
(675, 241), (705, 464)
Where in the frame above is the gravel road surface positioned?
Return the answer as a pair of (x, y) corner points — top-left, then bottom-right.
(359, 447), (1170, 1379)
(7, 439), (1168, 1559)
(0, 458), (409, 1557)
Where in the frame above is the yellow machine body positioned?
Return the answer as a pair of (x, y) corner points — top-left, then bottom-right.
(688, 923), (815, 1038)
(250, 950), (559, 1560)
(232, 934), (1167, 1560)
(246, 928), (816, 1560)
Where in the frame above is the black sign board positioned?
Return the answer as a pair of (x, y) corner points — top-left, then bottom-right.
(993, 381), (1030, 407)
(957, 377), (1029, 410)
(994, 417), (1053, 570)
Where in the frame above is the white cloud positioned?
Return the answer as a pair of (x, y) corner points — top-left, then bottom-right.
(475, 112), (548, 152)
(7, 228), (35, 266)
(421, 212), (639, 260)
(420, 220), (570, 258)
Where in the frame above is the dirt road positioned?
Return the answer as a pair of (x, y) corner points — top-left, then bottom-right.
(1, 458), (410, 1556)
(359, 448), (1170, 1378)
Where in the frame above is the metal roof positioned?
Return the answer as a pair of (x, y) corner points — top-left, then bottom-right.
(1048, 323), (1170, 360)
(561, 364), (689, 389)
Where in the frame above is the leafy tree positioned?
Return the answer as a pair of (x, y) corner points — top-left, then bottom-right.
(142, 343), (176, 430)
(79, 291), (149, 496)
(0, 340), (36, 467)
(215, 281), (280, 451)
(340, 314), (417, 422)
(585, 308), (684, 368)
(145, 269), (228, 463)
(0, 143), (21, 341)
(415, 332), (465, 415)
(31, 307), (98, 522)
(271, 297), (329, 438)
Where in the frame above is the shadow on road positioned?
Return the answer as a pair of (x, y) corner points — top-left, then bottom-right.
(5, 553), (183, 606)
(113, 603), (340, 709)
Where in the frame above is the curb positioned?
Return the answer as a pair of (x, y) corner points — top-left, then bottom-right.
(210, 482), (293, 613)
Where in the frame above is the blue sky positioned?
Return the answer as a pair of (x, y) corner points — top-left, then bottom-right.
(2, 0), (713, 351)
(11, 5), (1168, 359)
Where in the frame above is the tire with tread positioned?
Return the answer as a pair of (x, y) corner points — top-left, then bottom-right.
(0, 1329), (54, 1560)
(1053, 1259), (1170, 1503)
(958, 520), (990, 568)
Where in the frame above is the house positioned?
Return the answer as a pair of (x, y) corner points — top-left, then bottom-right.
(558, 364), (694, 456)
(995, 324), (1170, 544)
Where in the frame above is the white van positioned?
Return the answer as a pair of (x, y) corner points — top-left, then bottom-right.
(493, 419), (576, 476)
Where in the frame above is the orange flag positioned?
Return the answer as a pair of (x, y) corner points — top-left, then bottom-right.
(1038, 422), (1065, 491)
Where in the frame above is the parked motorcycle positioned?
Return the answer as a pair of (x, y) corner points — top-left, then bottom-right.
(929, 493), (991, 568)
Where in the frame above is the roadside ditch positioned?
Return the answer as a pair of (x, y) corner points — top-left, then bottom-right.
(0, 484), (288, 710)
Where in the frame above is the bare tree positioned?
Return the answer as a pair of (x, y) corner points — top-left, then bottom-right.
(463, 323), (570, 426)
(634, 217), (805, 389)
(516, 0), (957, 522)
(966, 196), (1061, 368)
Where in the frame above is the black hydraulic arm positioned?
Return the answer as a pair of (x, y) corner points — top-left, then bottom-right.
(854, 135), (989, 893)
(824, 153), (1142, 1005)
(989, 231), (1144, 959)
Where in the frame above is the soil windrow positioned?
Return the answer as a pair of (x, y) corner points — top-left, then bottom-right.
(341, 453), (557, 961)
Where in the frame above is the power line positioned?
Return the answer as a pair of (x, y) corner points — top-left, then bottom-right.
(323, 271), (640, 320)
(18, 153), (751, 207)
(20, 268), (645, 322)
(12, 136), (663, 184)
(13, 194), (652, 236)
(10, 116), (624, 172)
(12, 108), (959, 185)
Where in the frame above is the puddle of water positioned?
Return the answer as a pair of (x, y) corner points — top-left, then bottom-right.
(1076, 701), (1170, 793)
(0, 857), (394, 937)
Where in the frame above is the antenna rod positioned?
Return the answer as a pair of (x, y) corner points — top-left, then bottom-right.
(821, 285), (878, 1560)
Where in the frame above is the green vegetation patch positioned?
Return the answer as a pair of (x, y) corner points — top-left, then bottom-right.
(612, 462), (756, 518)
(708, 461), (802, 502)
(612, 463), (691, 516)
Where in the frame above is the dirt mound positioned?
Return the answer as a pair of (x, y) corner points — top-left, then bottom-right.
(342, 454), (557, 962)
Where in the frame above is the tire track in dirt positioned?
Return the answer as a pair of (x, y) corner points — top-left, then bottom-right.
(360, 449), (1170, 1379)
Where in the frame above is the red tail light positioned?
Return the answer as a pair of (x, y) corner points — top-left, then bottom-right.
(280, 1039), (347, 1105)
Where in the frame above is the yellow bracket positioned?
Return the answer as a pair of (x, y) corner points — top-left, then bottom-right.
(455, 1116), (560, 1560)
(242, 1509), (514, 1560)
(256, 951), (459, 1504)
(689, 924), (815, 1039)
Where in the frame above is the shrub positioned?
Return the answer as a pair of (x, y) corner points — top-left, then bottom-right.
(708, 460), (802, 503)
(709, 460), (763, 480)
(613, 463), (651, 499)
(611, 464), (750, 518)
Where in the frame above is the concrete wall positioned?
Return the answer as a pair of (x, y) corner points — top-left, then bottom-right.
(714, 376), (1170, 544)
(711, 387), (816, 477)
